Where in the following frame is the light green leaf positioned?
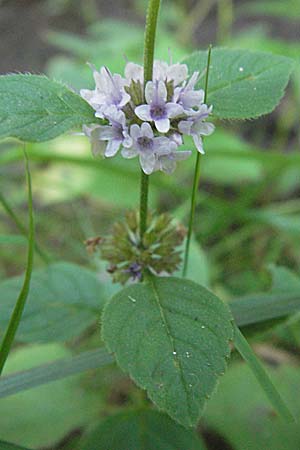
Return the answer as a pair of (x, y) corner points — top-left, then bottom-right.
(0, 74), (96, 142)
(205, 363), (300, 450)
(0, 344), (101, 448)
(0, 262), (105, 343)
(175, 238), (210, 287)
(102, 277), (233, 427)
(234, 324), (295, 422)
(80, 409), (207, 450)
(0, 235), (27, 246)
(183, 48), (294, 119)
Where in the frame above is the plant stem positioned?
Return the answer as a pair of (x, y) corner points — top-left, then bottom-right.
(0, 150), (35, 375)
(139, 0), (161, 241)
(182, 45), (212, 277)
(139, 171), (149, 240)
(0, 192), (49, 264)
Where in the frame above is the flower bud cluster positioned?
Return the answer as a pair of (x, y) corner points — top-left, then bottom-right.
(81, 60), (214, 175)
(99, 210), (186, 284)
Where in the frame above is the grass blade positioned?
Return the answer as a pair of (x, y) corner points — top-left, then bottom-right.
(0, 440), (32, 450)
(0, 348), (114, 398)
(0, 150), (35, 375)
(234, 322), (296, 423)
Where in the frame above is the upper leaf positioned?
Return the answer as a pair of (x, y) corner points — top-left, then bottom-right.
(0, 74), (96, 142)
(80, 409), (207, 450)
(102, 276), (233, 427)
(183, 48), (294, 119)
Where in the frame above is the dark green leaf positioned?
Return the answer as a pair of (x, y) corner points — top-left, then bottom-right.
(0, 262), (106, 343)
(0, 74), (96, 142)
(183, 48), (294, 119)
(102, 277), (233, 427)
(80, 409), (207, 450)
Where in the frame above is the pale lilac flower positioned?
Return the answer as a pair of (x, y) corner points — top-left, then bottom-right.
(98, 108), (132, 157)
(80, 66), (130, 118)
(153, 60), (188, 86)
(174, 72), (205, 112)
(135, 81), (183, 133)
(122, 122), (175, 174)
(178, 105), (215, 154)
(154, 150), (192, 174)
(125, 62), (143, 84)
(83, 124), (106, 158)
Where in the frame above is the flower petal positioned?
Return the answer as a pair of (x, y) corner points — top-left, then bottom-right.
(105, 138), (121, 157)
(155, 118), (170, 133)
(141, 122), (154, 139)
(121, 146), (138, 159)
(130, 124), (141, 140)
(166, 103), (184, 118)
(135, 104), (152, 121)
(192, 133), (205, 154)
(140, 152), (156, 175)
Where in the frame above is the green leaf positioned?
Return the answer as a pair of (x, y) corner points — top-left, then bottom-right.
(0, 441), (32, 450)
(80, 409), (207, 450)
(204, 363), (300, 450)
(0, 74), (96, 142)
(0, 262), (105, 343)
(183, 48), (294, 119)
(234, 323), (295, 422)
(102, 276), (233, 427)
(0, 344), (101, 448)
(0, 235), (26, 246)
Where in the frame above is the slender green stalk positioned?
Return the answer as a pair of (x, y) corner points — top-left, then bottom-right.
(139, 172), (150, 240)
(182, 45), (212, 277)
(0, 192), (49, 263)
(139, 0), (161, 241)
(0, 150), (35, 375)
(234, 323), (295, 423)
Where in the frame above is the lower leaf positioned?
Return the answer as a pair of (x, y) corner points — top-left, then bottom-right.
(102, 276), (233, 427)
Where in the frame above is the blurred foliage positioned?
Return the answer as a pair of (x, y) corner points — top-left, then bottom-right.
(1, 0), (300, 448)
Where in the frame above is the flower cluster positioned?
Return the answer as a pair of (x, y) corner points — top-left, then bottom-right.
(81, 60), (214, 175)
(99, 210), (186, 284)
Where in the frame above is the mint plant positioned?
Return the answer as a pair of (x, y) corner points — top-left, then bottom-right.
(0, 0), (297, 447)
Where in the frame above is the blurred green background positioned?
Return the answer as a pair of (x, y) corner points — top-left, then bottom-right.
(0, 0), (300, 449)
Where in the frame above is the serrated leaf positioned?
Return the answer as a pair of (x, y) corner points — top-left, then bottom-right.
(102, 277), (233, 427)
(183, 48), (294, 119)
(0, 74), (96, 142)
(80, 409), (207, 450)
(0, 262), (105, 343)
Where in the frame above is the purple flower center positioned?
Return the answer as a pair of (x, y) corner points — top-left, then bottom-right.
(150, 104), (166, 120)
(137, 136), (154, 151)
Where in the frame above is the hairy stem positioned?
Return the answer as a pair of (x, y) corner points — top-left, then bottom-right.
(182, 45), (212, 277)
(139, 0), (161, 241)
